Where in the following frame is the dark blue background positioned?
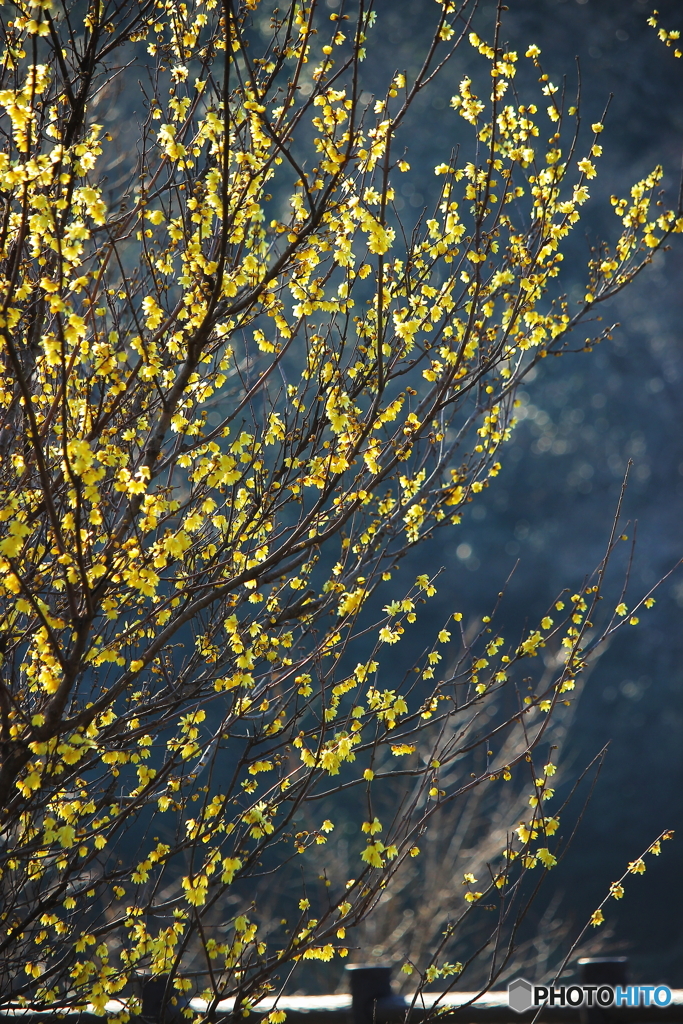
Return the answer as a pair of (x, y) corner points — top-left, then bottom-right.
(346, 0), (683, 987)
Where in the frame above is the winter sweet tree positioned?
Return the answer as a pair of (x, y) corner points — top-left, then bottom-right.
(0, 0), (677, 1014)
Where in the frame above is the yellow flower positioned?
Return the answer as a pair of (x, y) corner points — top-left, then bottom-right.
(537, 847), (557, 868)
(360, 842), (385, 868)
(361, 817), (382, 835)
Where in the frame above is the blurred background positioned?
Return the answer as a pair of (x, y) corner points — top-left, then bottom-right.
(335, 0), (683, 990)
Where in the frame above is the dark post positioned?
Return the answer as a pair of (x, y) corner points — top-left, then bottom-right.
(346, 964), (406, 1024)
(579, 957), (629, 1024)
(141, 974), (172, 1023)
(578, 958), (629, 987)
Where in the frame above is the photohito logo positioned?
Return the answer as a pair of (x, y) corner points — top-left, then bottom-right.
(508, 979), (673, 1012)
